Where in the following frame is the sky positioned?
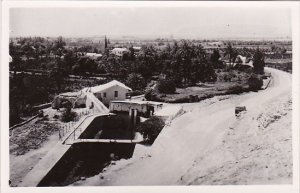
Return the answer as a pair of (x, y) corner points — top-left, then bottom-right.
(9, 7), (292, 39)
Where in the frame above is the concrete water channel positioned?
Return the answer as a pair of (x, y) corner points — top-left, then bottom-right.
(20, 112), (143, 187)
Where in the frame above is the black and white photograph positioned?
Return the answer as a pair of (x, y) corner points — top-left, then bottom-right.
(1, 1), (299, 193)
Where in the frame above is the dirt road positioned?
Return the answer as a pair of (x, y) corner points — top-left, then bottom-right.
(73, 68), (292, 186)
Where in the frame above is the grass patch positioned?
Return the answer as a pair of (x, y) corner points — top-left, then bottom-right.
(146, 69), (258, 103)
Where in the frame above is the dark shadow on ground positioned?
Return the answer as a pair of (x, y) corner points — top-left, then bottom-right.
(38, 142), (136, 186)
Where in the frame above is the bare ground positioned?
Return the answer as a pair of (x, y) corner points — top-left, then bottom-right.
(9, 106), (91, 186)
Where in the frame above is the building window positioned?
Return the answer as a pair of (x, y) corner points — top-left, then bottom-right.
(114, 91), (118, 98)
(103, 92), (106, 97)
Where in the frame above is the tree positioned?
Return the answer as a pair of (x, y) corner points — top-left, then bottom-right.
(128, 46), (135, 60)
(191, 57), (216, 83)
(49, 66), (68, 91)
(21, 43), (35, 60)
(248, 74), (263, 90)
(176, 40), (195, 84)
(210, 49), (222, 68)
(9, 51), (23, 77)
(61, 106), (77, 122)
(131, 60), (153, 81)
(137, 116), (165, 144)
(157, 78), (176, 94)
(63, 50), (76, 72)
(73, 57), (94, 75)
(84, 58), (98, 74)
(53, 36), (66, 58)
(144, 88), (155, 101)
(225, 43), (238, 66)
(104, 35), (108, 49)
(166, 60), (183, 86)
(126, 73), (146, 91)
(97, 61), (107, 74)
(252, 48), (265, 74)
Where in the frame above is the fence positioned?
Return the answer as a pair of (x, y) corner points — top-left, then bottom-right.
(58, 107), (99, 141)
(61, 113), (98, 145)
(62, 123), (84, 145)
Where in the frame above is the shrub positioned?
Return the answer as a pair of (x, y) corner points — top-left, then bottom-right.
(137, 116), (165, 144)
(157, 78), (176, 94)
(145, 88), (155, 100)
(226, 85), (247, 94)
(60, 107), (77, 122)
(168, 96), (190, 103)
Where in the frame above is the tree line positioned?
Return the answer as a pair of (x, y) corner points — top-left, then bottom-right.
(10, 37), (265, 83)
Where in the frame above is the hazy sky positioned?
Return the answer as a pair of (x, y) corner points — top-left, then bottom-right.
(10, 7), (292, 39)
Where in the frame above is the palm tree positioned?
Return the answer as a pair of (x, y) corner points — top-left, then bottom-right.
(253, 48), (265, 74)
(224, 43), (238, 66)
(176, 40), (195, 84)
(53, 36), (66, 59)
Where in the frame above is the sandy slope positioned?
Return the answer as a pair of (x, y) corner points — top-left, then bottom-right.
(73, 68), (292, 186)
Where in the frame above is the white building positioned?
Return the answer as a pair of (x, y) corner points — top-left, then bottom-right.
(133, 46), (141, 52)
(234, 55), (253, 68)
(132, 46), (142, 56)
(111, 48), (129, 57)
(84, 80), (132, 106)
(110, 101), (163, 117)
(235, 55), (247, 65)
(85, 53), (103, 60)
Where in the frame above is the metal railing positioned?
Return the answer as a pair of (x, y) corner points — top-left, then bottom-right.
(58, 108), (98, 141)
(61, 114), (95, 145)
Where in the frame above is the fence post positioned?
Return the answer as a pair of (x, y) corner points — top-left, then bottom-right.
(59, 129), (61, 141)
